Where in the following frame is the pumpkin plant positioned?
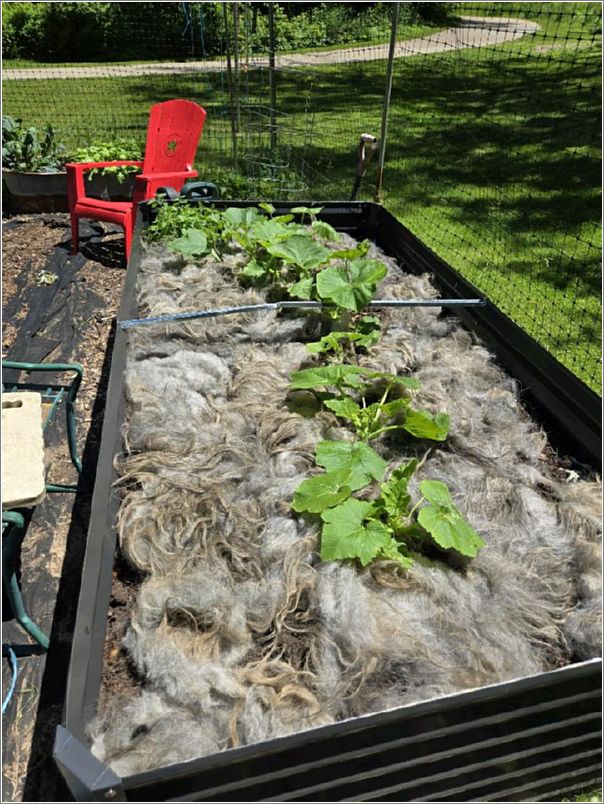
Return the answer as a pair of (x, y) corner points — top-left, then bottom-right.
(145, 201), (485, 572)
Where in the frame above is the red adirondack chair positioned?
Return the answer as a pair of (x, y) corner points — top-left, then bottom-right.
(66, 99), (206, 260)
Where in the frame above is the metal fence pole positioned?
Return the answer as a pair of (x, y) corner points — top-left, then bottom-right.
(223, 2), (238, 169)
(268, 3), (278, 151)
(374, 2), (399, 203)
(233, 1), (241, 132)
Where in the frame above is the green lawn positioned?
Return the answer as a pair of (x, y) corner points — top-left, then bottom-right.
(2, 3), (601, 390)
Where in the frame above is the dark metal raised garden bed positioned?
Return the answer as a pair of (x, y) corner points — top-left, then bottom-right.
(54, 201), (602, 802)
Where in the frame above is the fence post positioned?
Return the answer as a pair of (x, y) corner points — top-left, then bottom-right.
(268, 3), (278, 151)
(223, 3), (238, 169)
(233, 1), (241, 131)
(374, 2), (399, 203)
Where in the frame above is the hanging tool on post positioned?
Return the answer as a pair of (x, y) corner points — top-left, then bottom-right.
(350, 133), (379, 201)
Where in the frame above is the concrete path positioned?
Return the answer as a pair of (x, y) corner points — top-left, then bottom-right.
(3, 16), (539, 81)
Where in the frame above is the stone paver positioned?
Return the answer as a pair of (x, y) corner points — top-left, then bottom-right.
(3, 16), (539, 81)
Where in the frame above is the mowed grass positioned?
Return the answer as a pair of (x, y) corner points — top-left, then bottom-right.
(3, 6), (601, 390)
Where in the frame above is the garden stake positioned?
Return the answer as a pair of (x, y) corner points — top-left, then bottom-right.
(119, 297), (486, 330)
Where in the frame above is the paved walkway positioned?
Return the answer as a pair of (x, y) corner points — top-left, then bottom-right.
(3, 16), (539, 81)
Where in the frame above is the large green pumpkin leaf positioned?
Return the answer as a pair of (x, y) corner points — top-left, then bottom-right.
(403, 409), (450, 441)
(366, 397), (409, 420)
(418, 480), (485, 557)
(291, 205), (323, 216)
(355, 315), (382, 349)
(329, 240), (371, 261)
(267, 235), (331, 271)
(306, 331), (355, 354)
(240, 258), (268, 280)
(363, 369), (421, 390)
(316, 258), (388, 311)
(320, 499), (392, 566)
(311, 220), (341, 242)
(167, 228), (208, 257)
(291, 469), (352, 514)
(315, 440), (387, 490)
(248, 218), (292, 246)
(223, 206), (261, 228)
(289, 364), (367, 390)
(323, 397), (362, 422)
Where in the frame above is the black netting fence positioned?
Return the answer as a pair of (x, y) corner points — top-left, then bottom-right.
(2, 1), (601, 391)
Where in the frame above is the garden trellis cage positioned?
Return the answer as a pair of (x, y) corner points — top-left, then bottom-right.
(2, 2), (601, 393)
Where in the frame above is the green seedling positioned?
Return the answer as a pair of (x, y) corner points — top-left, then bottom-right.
(291, 205), (323, 224)
(306, 316), (382, 359)
(289, 364), (445, 442)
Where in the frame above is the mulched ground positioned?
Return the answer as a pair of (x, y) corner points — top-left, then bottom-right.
(2, 213), (128, 802)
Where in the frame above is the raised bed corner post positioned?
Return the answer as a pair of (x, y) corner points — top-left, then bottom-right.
(53, 726), (126, 802)
(374, 1), (399, 203)
(269, 2), (278, 152)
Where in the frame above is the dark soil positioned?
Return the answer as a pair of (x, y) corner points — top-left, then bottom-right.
(98, 555), (146, 713)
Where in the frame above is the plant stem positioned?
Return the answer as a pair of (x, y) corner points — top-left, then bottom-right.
(372, 382), (391, 426)
(369, 423), (405, 439)
(406, 496), (425, 523)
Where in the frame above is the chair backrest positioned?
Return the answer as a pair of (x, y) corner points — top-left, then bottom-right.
(141, 99), (206, 176)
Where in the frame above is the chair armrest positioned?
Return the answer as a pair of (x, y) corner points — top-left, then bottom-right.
(65, 161), (144, 172)
(65, 161), (143, 202)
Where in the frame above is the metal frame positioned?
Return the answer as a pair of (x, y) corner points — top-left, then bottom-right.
(2, 511), (50, 649)
(2, 361), (84, 648)
(56, 202), (602, 801)
(2, 360), (84, 492)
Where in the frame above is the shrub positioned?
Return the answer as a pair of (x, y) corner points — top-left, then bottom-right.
(2, 2), (438, 63)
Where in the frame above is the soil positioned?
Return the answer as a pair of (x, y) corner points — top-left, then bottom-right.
(98, 556), (146, 713)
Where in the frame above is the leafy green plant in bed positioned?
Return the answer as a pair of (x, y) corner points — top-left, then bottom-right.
(145, 196), (229, 258)
(293, 450), (484, 567)
(289, 241), (385, 357)
(69, 137), (143, 183)
(289, 365), (483, 568)
(2, 115), (66, 172)
(289, 364), (448, 441)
